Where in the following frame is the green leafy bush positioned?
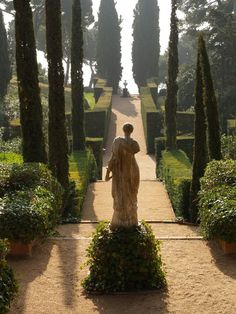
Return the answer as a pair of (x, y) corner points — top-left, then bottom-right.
(221, 135), (236, 160)
(82, 221), (167, 292)
(200, 159), (236, 190)
(0, 240), (18, 313)
(0, 152), (23, 164)
(0, 163), (63, 201)
(0, 187), (61, 244)
(199, 160), (236, 242)
(157, 149), (192, 219)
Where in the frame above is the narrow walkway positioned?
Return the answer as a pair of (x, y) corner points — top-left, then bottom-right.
(81, 95), (175, 224)
(9, 95), (236, 314)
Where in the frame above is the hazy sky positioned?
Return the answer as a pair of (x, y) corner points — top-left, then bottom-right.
(92, 0), (171, 93)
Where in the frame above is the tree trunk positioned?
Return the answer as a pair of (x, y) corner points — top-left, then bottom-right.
(45, 0), (69, 191)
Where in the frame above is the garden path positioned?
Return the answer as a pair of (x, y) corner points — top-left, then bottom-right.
(9, 95), (236, 314)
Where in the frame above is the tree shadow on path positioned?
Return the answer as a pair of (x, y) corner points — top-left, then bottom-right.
(113, 96), (138, 117)
(8, 242), (53, 314)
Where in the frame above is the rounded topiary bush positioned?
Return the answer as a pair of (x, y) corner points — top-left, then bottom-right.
(82, 221), (167, 293)
(199, 160), (236, 243)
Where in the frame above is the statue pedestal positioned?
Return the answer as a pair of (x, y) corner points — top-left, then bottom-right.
(82, 221), (167, 293)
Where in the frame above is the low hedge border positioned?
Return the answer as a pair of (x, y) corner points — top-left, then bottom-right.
(140, 87), (163, 154)
(0, 239), (18, 313)
(155, 136), (195, 162)
(157, 149), (192, 219)
(67, 149), (97, 219)
(86, 137), (103, 180)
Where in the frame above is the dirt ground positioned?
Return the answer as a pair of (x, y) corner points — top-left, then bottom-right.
(9, 95), (236, 314)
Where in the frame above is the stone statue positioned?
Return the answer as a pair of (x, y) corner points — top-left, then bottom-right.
(105, 123), (140, 230)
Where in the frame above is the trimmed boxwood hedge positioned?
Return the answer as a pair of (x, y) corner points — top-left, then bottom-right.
(155, 136), (195, 162)
(176, 111), (195, 135)
(157, 149), (192, 219)
(86, 137), (103, 180)
(85, 86), (112, 146)
(147, 77), (158, 108)
(199, 159), (236, 242)
(140, 87), (163, 154)
(66, 149), (97, 219)
(0, 239), (18, 313)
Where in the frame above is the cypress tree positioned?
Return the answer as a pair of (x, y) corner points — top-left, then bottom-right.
(189, 39), (208, 223)
(165, 0), (179, 150)
(0, 10), (11, 100)
(71, 0), (86, 151)
(199, 35), (222, 160)
(45, 0), (69, 190)
(97, 0), (122, 93)
(13, 0), (47, 163)
(132, 0), (160, 87)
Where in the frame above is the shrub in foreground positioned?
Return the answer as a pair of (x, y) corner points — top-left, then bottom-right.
(82, 221), (167, 293)
(199, 160), (236, 243)
(0, 163), (63, 244)
(0, 187), (61, 244)
(0, 240), (18, 313)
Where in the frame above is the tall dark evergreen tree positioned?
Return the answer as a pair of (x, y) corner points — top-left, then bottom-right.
(71, 0), (86, 151)
(132, 0), (160, 87)
(45, 0), (69, 190)
(199, 35), (222, 161)
(96, 0), (122, 93)
(0, 10), (11, 99)
(165, 0), (179, 150)
(13, 0), (47, 163)
(189, 40), (208, 223)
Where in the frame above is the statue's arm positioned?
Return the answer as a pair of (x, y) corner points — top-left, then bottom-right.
(123, 139), (140, 154)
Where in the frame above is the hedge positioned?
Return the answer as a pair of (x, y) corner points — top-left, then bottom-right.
(94, 77), (107, 103)
(227, 119), (236, 135)
(0, 240), (18, 313)
(85, 86), (112, 146)
(140, 87), (163, 154)
(68, 149), (97, 217)
(157, 149), (192, 219)
(199, 160), (236, 242)
(176, 111), (195, 135)
(86, 137), (103, 180)
(155, 136), (194, 162)
(147, 77), (158, 108)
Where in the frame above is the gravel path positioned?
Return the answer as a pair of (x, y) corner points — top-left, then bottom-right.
(9, 95), (236, 314)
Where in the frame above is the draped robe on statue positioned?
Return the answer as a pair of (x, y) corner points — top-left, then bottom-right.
(107, 136), (140, 229)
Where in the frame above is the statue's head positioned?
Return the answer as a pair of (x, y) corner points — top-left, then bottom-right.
(123, 123), (134, 135)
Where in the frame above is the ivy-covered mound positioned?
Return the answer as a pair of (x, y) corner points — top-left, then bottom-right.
(82, 221), (167, 293)
(0, 240), (18, 313)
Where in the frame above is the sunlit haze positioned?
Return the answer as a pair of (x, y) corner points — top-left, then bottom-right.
(1, 0), (172, 94)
